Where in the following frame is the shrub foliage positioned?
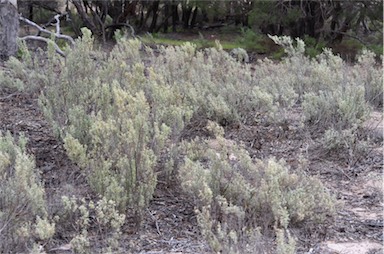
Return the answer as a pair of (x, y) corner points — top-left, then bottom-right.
(0, 132), (53, 253)
(0, 30), (381, 252)
(178, 122), (335, 253)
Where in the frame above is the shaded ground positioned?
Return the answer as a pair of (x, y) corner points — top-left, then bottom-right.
(0, 79), (382, 253)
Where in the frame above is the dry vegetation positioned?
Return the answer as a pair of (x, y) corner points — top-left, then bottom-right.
(0, 30), (382, 254)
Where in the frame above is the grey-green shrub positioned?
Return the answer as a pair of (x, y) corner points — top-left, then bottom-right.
(5, 32), (377, 132)
(356, 49), (383, 109)
(35, 29), (281, 226)
(39, 30), (183, 224)
(2, 30), (379, 248)
(178, 122), (335, 253)
(321, 127), (370, 163)
(0, 132), (53, 253)
(150, 41), (279, 124)
(61, 196), (125, 254)
(269, 35), (374, 130)
(302, 85), (370, 130)
(61, 196), (91, 254)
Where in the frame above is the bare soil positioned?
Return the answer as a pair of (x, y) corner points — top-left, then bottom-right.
(0, 77), (382, 253)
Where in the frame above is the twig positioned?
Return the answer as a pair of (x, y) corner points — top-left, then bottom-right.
(0, 93), (21, 101)
(147, 208), (162, 235)
(0, 218), (12, 235)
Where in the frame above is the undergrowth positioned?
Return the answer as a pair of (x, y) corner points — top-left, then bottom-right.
(178, 121), (335, 253)
(0, 29), (381, 253)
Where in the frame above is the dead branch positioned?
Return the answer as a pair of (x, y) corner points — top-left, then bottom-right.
(19, 15), (75, 46)
(19, 14), (75, 57)
(20, 36), (65, 57)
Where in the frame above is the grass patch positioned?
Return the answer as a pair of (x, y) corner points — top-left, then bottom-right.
(140, 31), (275, 53)
(140, 34), (190, 47)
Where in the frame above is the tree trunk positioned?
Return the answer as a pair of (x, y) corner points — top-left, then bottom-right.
(72, 0), (101, 37)
(171, 2), (178, 32)
(190, 6), (198, 29)
(182, 6), (192, 29)
(28, 1), (33, 21)
(149, 1), (159, 32)
(163, 2), (169, 33)
(0, 0), (19, 60)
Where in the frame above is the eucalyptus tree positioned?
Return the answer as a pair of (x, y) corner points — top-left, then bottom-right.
(0, 0), (19, 60)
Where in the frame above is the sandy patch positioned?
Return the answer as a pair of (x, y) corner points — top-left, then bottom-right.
(321, 241), (383, 254)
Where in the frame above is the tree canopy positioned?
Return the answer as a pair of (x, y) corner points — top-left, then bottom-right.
(17, 0), (384, 47)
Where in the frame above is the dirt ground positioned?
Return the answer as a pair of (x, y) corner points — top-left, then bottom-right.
(0, 73), (382, 253)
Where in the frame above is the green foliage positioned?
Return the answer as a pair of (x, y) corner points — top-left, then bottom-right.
(367, 43), (383, 57)
(178, 122), (335, 253)
(236, 28), (268, 53)
(6, 32), (377, 133)
(303, 35), (326, 58)
(61, 196), (91, 254)
(249, 2), (278, 27)
(0, 132), (53, 253)
(1, 41), (34, 91)
(140, 34), (191, 47)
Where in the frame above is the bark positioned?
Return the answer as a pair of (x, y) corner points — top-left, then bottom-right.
(0, 0), (19, 60)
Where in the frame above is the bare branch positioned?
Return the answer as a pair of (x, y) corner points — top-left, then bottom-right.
(54, 14), (61, 35)
(19, 15), (75, 46)
(20, 36), (65, 57)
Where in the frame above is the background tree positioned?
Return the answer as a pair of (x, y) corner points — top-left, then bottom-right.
(0, 0), (19, 60)
(14, 0), (382, 53)
(249, 0), (383, 44)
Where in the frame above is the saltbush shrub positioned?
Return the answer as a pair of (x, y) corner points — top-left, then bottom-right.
(178, 122), (335, 253)
(35, 30), (286, 226)
(356, 49), (383, 109)
(1, 30), (380, 252)
(269, 35), (374, 130)
(39, 29), (185, 224)
(150, 41), (278, 124)
(321, 127), (370, 164)
(61, 196), (125, 254)
(0, 132), (54, 253)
